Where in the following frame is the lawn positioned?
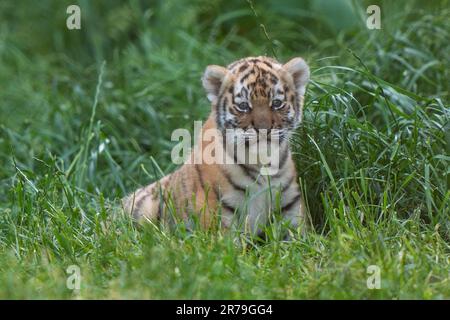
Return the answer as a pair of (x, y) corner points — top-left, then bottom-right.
(0, 0), (448, 299)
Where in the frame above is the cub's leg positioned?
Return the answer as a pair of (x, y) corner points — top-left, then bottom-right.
(122, 165), (221, 228)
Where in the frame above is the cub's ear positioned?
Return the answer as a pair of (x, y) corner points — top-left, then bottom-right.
(202, 65), (228, 103)
(283, 57), (310, 96)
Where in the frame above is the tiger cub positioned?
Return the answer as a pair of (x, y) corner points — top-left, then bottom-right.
(123, 56), (310, 236)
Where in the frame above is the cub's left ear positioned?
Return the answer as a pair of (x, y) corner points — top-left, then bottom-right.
(283, 57), (310, 96)
(202, 65), (228, 103)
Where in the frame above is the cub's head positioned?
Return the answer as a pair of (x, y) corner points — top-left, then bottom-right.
(202, 56), (309, 142)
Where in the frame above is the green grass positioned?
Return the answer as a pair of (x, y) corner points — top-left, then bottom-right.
(0, 0), (449, 299)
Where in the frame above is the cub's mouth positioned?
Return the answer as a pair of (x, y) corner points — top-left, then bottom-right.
(237, 128), (289, 144)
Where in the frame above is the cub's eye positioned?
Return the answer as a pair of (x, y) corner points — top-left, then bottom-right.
(272, 99), (283, 109)
(236, 101), (250, 112)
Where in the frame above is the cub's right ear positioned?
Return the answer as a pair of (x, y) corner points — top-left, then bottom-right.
(202, 65), (228, 103)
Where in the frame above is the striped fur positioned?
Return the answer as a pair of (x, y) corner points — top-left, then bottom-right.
(123, 56), (310, 235)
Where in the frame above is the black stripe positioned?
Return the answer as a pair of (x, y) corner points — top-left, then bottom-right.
(221, 97), (228, 128)
(273, 144), (289, 178)
(239, 163), (259, 182)
(282, 194), (301, 212)
(192, 173), (198, 194)
(258, 67), (279, 81)
(157, 199), (162, 221)
(222, 169), (246, 193)
(213, 184), (221, 200)
(240, 69), (254, 83)
(156, 183), (165, 221)
(270, 76), (278, 85)
(228, 59), (245, 69)
(241, 162), (259, 173)
(238, 63), (249, 72)
(262, 60), (272, 68)
(133, 191), (149, 216)
(278, 144), (289, 170)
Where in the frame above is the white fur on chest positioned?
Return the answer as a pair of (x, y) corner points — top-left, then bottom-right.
(219, 138), (299, 233)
